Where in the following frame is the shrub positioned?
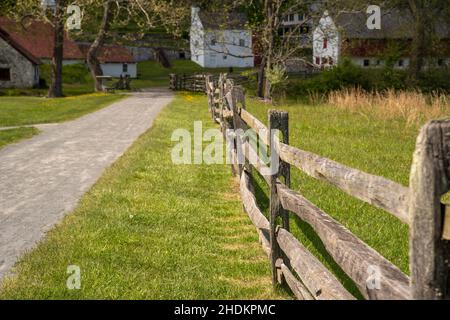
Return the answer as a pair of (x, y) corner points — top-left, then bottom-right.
(39, 63), (91, 85)
(286, 59), (450, 99)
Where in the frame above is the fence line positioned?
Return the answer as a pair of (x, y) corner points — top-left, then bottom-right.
(169, 73), (250, 92)
(203, 74), (450, 300)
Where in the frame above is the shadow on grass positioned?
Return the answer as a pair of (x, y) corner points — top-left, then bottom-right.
(250, 169), (364, 299)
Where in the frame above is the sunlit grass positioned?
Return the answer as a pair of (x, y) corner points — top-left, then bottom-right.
(245, 98), (421, 298)
(0, 93), (124, 127)
(0, 127), (40, 150)
(0, 93), (286, 300)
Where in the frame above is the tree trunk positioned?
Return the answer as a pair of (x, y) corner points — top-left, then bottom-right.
(48, 0), (64, 98)
(257, 57), (266, 98)
(87, 0), (114, 92)
(263, 0), (276, 101)
(408, 0), (427, 83)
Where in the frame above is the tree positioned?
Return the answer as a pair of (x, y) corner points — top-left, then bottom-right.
(4, 0), (67, 97)
(75, 0), (193, 91)
(86, 0), (114, 92)
(361, 0), (450, 82)
(48, 0), (65, 98)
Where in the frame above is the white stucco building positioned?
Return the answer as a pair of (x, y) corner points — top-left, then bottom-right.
(190, 6), (254, 68)
(313, 10), (450, 69)
(313, 11), (340, 68)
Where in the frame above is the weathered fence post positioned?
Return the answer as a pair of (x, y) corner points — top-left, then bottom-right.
(169, 74), (176, 90)
(268, 110), (290, 286)
(409, 119), (450, 299)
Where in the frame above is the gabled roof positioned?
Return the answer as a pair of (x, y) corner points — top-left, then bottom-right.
(0, 27), (41, 65)
(0, 17), (84, 60)
(330, 10), (450, 40)
(198, 10), (248, 30)
(77, 43), (135, 64)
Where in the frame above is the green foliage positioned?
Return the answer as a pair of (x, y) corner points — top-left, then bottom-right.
(286, 59), (450, 98)
(39, 63), (92, 85)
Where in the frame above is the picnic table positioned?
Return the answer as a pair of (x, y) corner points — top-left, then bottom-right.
(96, 75), (132, 93)
(96, 76), (114, 93)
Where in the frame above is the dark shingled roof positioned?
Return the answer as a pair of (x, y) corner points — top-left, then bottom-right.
(333, 10), (450, 39)
(198, 11), (248, 30)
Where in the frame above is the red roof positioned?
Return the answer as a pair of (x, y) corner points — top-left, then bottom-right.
(78, 44), (135, 63)
(0, 17), (84, 60)
(0, 27), (41, 65)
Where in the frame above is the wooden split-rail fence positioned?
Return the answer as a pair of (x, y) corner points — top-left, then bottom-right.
(205, 73), (450, 300)
(169, 73), (249, 93)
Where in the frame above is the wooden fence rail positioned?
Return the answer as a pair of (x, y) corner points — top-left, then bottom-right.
(169, 73), (249, 93)
(205, 74), (450, 300)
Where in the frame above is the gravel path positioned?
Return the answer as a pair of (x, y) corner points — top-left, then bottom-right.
(0, 89), (173, 280)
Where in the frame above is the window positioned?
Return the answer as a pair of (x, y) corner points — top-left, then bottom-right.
(329, 57), (334, 65)
(438, 59), (444, 67)
(398, 59), (404, 67)
(315, 57), (320, 65)
(323, 38), (328, 49)
(223, 55), (228, 60)
(298, 13), (305, 21)
(289, 14), (295, 21)
(322, 57), (328, 65)
(376, 60), (381, 66)
(0, 68), (10, 81)
(179, 51), (186, 59)
(211, 38), (216, 46)
(122, 64), (128, 73)
(239, 39), (245, 47)
(363, 59), (370, 67)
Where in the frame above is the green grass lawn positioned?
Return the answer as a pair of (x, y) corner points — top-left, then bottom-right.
(0, 93), (286, 299)
(0, 127), (40, 150)
(0, 93), (124, 127)
(244, 99), (423, 298)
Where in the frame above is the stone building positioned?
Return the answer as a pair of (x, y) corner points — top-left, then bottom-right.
(0, 27), (40, 88)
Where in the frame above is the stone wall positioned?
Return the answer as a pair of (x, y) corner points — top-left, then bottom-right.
(0, 37), (38, 88)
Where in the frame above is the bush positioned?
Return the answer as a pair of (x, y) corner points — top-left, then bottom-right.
(39, 63), (92, 85)
(286, 59), (450, 98)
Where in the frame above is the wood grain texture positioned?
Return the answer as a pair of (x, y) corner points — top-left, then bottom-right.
(239, 169), (271, 256)
(241, 109), (269, 146)
(277, 182), (411, 300)
(280, 263), (315, 300)
(277, 142), (410, 224)
(277, 228), (355, 300)
(409, 119), (450, 299)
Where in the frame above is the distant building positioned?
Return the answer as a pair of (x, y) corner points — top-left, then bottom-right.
(0, 27), (40, 88)
(0, 17), (137, 80)
(280, 12), (313, 48)
(190, 6), (254, 68)
(0, 17), (84, 65)
(78, 44), (137, 78)
(313, 10), (450, 69)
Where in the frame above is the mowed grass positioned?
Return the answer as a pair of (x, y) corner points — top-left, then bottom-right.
(0, 93), (124, 127)
(0, 127), (40, 150)
(246, 99), (422, 297)
(0, 93), (286, 300)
